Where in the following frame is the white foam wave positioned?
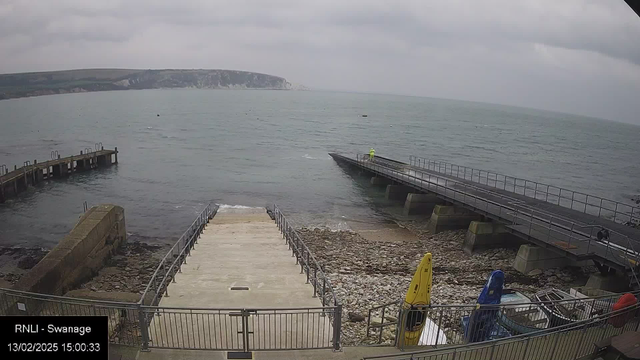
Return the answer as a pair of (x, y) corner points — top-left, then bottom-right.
(302, 154), (316, 160)
(216, 204), (265, 214)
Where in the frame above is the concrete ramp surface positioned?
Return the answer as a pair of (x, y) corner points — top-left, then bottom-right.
(148, 206), (333, 350)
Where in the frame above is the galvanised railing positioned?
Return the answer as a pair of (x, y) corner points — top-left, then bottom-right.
(366, 290), (640, 347)
(364, 302), (640, 360)
(140, 203), (218, 307)
(354, 154), (640, 288)
(407, 155), (640, 289)
(273, 204), (342, 351)
(409, 156), (640, 226)
(273, 204), (340, 309)
(0, 287), (341, 352)
(0, 204), (343, 352)
(141, 305), (339, 351)
(0, 287), (143, 347)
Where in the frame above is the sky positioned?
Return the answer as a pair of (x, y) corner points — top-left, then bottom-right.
(1, 0), (640, 124)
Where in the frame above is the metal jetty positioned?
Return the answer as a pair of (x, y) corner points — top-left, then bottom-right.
(329, 153), (640, 289)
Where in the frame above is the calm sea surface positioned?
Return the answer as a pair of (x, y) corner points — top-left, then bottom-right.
(1, 89), (639, 247)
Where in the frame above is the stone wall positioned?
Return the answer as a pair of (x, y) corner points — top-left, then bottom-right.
(13, 204), (126, 295)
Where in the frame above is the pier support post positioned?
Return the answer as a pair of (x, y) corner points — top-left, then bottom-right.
(427, 205), (482, 233)
(114, 147), (118, 164)
(513, 245), (568, 274)
(385, 185), (412, 201)
(585, 274), (628, 293)
(35, 169), (44, 183)
(403, 193), (443, 216)
(0, 183), (5, 203)
(463, 221), (522, 254)
(97, 155), (112, 166)
(76, 159), (86, 171)
(370, 176), (392, 186)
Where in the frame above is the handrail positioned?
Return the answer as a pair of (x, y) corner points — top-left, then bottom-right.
(352, 154), (640, 277)
(407, 155), (640, 289)
(139, 203), (218, 306)
(363, 302), (640, 359)
(272, 204), (343, 350)
(0, 286), (140, 307)
(273, 204), (340, 307)
(409, 156), (640, 226)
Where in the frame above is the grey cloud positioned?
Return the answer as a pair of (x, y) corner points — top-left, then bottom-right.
(0, 0), (639, 123)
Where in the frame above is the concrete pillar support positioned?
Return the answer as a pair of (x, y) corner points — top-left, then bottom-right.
(427, 205), (482, 233)
(463, 221), (522, 254)
(371, 176), (392, 186)
(513, 244), (568, 274)
(585, 274), (629, 293)
(385, 185), (412, 201)
(403, 193), (443, 216)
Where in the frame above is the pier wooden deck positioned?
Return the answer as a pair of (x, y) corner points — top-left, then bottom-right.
(0, 148), (118, 202)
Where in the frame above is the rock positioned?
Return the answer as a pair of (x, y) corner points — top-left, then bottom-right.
(17, 255), (42, 270)
(385, 315), (398, 322)
(528, 269), (543, 276)
(370, 316), (383, 325)
(547, 276), (558, 282)
(348, 312), (366, 322)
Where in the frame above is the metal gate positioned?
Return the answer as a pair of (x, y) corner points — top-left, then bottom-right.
(142, 306), (341, 351)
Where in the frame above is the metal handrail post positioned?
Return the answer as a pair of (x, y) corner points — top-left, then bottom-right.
(333, 304), (342, 351)
(138, 307), (150, 351)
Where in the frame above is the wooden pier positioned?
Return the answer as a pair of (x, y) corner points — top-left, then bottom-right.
(0, 147), (118, 203)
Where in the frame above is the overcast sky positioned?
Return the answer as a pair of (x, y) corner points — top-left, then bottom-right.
(1, 0), (639, 124)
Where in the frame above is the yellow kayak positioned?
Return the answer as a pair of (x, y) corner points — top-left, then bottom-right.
(402, 252), (432, 346)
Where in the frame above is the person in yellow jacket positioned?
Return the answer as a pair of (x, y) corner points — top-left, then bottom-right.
(369, 148), (375, 161)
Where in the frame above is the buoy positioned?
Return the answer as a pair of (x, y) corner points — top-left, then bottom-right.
(362, 114), (368, 117)
(157, 114), (160, 117)
(390, 125), (393, 127)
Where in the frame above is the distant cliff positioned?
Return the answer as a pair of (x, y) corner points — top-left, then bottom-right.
(0, 69), (293, 100)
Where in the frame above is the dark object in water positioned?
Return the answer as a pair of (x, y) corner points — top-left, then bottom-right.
(362, 114), (368, 117)
(157, 114), (160, 117)
(465, 270), (505, 343)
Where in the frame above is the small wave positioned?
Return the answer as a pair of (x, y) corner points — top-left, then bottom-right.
(216, 204), (265, 214)
(302, 154), (316, 160)
(303, 221), (353, 231)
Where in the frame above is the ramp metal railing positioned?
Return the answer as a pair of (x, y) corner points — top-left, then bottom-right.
(272, 204), (343, 350)
(140, 203), (218, 307)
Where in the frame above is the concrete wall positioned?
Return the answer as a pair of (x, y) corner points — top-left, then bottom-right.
(13, 204), (126, 296)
